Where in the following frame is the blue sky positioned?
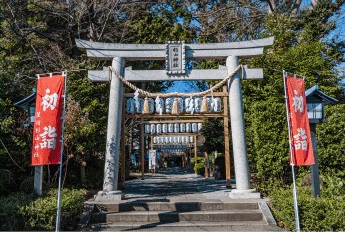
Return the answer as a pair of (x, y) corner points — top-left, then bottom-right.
(166, 80), (199, 93)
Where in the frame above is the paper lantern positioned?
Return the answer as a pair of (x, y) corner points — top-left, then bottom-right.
(162, 124), (168, 133)
(148, 98), (155, 114)
(185, 97), (192, 113)
(213, 97), (222, 112)
(156, 124), (162, 134)
(136, 98), (144, 113)
(180, 123), (186, 133)
(192, 123), (198, 132)
(186, 123), (191, 132)
(174, 123), (179, 133)
(198, 123), (203, 132)
(160, 137), (165, 144)
(145, 124), (150, 134)
(177, 137), (182, 143)
(168, 123), (174, 133)
(207, 97), (213, 112)
(165, 98), (173, 113)
(126, 98), (135, 114)
(194, 97), (202, 113)
(177, 98), (184, 113)
(150, 124), (156, 134)
(155, 97), (165, 114)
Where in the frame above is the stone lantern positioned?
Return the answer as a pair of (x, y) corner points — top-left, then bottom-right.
(14, 88), (36, 127)
(305, 85), (338, 197)
(14, 88), (43, 197)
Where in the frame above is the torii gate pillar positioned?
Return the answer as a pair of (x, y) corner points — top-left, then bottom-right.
(227, 56), (259, 198)
(95, 57), (124, 201)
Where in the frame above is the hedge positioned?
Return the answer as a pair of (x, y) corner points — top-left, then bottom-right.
(0, 188), (85, 231)
(270, 175), (345, 231)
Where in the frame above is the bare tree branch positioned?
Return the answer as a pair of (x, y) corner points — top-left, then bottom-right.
(309, 0), (320, 10)
(291, 0), (302, 18)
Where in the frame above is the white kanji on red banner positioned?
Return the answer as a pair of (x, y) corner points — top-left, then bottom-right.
(39, 125), (57, 149)
(41, 89), (59, 111)
(32, 75), (64, 165)
(286, 76), (314, 166)
(293, 128), (308, 150)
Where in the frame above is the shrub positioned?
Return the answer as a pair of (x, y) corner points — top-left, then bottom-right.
(0, 188), (85, 231)
(0, 192), (32, 231)
(20, 188), (85, 231)
(191, 157), (205, 175)
(270, 175), (345, 231)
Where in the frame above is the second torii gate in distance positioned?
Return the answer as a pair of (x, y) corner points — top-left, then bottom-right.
(76, 37), (274, 200)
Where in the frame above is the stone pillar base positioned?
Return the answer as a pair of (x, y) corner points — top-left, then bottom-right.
(94, 190), (124, 201)
(229, 189), (261, 199)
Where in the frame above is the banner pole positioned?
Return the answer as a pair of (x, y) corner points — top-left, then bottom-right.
(291, 164), (300, 231)
(283, 71), (301, 232)
(55, 71), (68, 232)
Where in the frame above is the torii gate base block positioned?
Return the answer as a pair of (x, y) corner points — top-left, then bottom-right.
(94, 190), (124, 201)
(229, 189), (261, 199)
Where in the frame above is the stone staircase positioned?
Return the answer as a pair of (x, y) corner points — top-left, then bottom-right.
(79, 169), (281, 230)
(82, 199), (279, 230)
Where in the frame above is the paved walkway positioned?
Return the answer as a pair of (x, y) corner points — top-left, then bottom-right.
(123, 167), (230, 201)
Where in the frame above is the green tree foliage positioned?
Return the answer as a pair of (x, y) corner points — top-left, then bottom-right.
(201, 118), (225, 153)
(246, 100), (291, 193)
(317, 104), (345, 179)
(1, 0), (197, 192)
(128, 2), (195, 43)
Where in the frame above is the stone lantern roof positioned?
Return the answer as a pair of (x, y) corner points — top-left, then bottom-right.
(305, 85), (338, 105)
(14, 89), (36, 109)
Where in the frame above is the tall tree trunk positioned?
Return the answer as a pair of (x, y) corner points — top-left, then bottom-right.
(80, 163), (86, 186)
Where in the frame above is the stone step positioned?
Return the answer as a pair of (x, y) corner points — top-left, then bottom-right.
(89, 221), (283, 231)
(93, 201), (259, 212)
(91, 209), (263, 223)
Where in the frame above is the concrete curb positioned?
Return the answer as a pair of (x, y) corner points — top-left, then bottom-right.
(259, 202), (277, 225)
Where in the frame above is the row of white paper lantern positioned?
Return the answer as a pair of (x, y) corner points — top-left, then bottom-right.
(163, 150), (185, 155)
(158, 145), (191, 149)
(126, 97), (222, 114)
(145, 123), (202, 134)
(153, 136), (194, 144)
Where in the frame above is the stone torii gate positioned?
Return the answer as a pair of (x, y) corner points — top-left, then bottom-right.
(76, 37), (274, 200)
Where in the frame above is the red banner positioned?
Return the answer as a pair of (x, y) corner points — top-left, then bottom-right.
(286, 76), (314, 166)
(32, 75), (65, 165)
